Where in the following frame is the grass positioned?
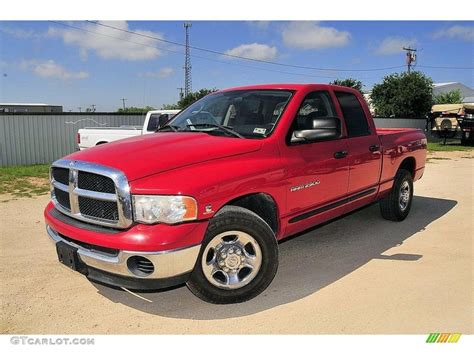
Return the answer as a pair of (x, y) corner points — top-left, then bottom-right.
(427, 142), (474, 152)
(0, 164), (50, 198)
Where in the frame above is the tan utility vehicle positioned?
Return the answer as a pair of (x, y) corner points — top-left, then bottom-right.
(429, 104), (463, 139)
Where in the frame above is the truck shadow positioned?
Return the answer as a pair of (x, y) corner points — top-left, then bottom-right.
(92, 195), (456, 319)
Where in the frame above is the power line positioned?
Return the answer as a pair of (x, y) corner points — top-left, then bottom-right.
(86, 20), (406, 73)
(418, 65), (474, 70)
(45, 20), (474, 79)
(46, 21), (361, 80)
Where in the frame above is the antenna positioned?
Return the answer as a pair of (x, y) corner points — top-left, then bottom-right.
(403, 47), (417, 74)
(184, 23), (192, 97)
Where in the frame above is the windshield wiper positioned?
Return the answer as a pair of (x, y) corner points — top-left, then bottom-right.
(185, 123), (244, 139)
(156, 124), (179, 132)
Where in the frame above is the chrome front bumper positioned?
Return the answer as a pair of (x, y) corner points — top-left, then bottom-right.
(46, 225), (201, 280)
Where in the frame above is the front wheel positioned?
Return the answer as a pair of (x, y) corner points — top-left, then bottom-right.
(186, 206), (278, 304)
(379, 169), (414, 221)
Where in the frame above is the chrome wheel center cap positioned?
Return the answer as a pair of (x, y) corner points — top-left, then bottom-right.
(225, 254), (241, 269)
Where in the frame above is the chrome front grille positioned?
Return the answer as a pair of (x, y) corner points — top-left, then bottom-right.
(50, 159), (133, 229)
(78, 196), (119, 221)
(78, 171), (116, 193)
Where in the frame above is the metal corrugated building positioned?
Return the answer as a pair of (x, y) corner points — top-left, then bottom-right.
(433, 82), (474, 103)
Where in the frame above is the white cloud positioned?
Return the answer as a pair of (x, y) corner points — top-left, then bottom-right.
(48, 21), (164, 61)
(433, 25), (474, 42)
(140, 67), (174, 79)
(374, 37), (417, 55)
(20, 60), (89, 80)
(247, 21), (271, 30)
(0, 27), (44, 39)
(282, 22), (351, 50)
(224, 43), (277, 61)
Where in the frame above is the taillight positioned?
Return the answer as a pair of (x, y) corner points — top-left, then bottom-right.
(77, 132), (81, 144)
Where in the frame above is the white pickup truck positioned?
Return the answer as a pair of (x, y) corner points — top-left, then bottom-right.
(77, 110), (179, 150)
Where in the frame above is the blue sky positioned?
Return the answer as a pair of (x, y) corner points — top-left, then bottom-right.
(0, 21), (473, 111)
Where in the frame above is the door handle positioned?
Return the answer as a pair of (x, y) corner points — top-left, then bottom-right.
(334, 150), (348, 159)
(369, 145), (380, 152)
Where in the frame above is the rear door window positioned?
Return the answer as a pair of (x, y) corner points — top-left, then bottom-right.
(335, 91), (370, 137)
(147, 114), (171, 131)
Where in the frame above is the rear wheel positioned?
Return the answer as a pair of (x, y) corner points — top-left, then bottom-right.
(380, 169), (413, 221)
(187, 206), (278, 304)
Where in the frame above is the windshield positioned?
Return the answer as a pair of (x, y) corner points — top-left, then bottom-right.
(167, 89), (293, 138)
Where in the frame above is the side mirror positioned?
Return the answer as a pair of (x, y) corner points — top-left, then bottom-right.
(291, 116), (341, 143)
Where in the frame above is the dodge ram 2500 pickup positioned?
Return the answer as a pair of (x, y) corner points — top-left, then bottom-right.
(77, 109), (179, 150)
(45, 84), (427, 304)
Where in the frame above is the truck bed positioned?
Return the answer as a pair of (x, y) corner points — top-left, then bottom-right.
(376, 127), (422, 136)
(82, 126), (142, 130)
(376, 127), (427, 188)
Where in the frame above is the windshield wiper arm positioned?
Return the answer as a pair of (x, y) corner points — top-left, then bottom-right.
(185, 123), (244, 138)
(156, 124), (179, 132)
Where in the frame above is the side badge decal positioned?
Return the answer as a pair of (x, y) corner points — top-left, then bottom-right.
(290, 180), (320, 192)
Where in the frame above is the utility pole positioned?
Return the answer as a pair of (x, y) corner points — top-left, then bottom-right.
(91, 104), (96, 112)
(403, 47), (417, 74)
(120, 98), (127, 110)
(183, 23), (192, 97)
(177, 87), (184, 100)
(77, 107), (82, 113)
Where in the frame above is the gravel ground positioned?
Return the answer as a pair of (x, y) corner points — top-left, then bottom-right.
(1, 150), (472, 334)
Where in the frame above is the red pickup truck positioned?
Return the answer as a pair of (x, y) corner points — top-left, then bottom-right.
(45, 84), (427, 304)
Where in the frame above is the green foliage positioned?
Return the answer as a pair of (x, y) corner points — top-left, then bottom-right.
(117, 106), (155, 113)
(161, 88), (218, 110)
(433, 89), (464, 105)
(330, 78), (364, 93)
(161, 103), (180, 110)
(370, 72), (433, 118)
(427, 142), (473, 152)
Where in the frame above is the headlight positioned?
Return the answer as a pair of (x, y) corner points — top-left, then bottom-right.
(132, 195), (198, 224)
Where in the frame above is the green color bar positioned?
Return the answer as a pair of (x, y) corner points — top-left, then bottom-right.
(426, 333), (439, 343)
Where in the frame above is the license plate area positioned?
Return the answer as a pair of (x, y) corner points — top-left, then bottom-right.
(56, 241), (83, 272)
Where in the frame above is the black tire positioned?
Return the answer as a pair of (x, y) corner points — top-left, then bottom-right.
(379, 169), (414, 221)
(186, 206), (278, 304)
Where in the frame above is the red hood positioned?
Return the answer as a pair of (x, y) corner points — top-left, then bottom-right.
(66, 132), (263, 181)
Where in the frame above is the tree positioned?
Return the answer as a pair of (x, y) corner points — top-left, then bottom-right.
(433, 89), (463, 105)
(161, 103), (180, 110)
(117, 106), (155, 113)
(370, 72), (433, 118)
(330, 78), (364, 93)
(161, 88), (218, 110)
